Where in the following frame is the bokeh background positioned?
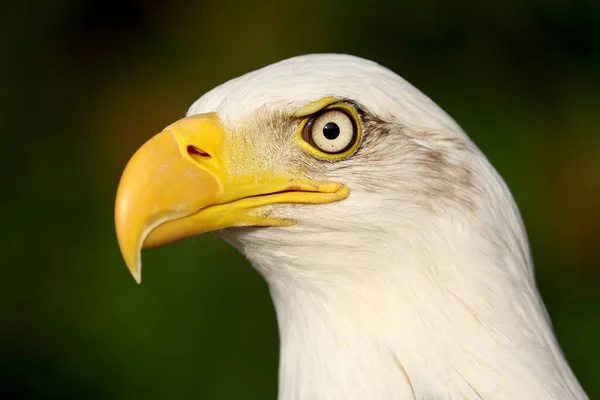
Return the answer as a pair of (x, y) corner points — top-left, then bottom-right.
(2, 0), (599, 398)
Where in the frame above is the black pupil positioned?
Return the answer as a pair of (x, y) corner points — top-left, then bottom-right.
(322, 122), (340, 140)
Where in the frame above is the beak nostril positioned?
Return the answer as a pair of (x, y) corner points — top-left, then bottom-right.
(187, 145), (211, 159)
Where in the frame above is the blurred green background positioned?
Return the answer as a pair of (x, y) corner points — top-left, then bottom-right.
(2, 0), (599, 398)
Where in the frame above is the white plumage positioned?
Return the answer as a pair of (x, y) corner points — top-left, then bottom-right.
(118, 54), (588, 399)
(190, 55), (587, 399)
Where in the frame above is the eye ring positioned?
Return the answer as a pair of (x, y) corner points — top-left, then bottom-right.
(302, 108), (358, 155)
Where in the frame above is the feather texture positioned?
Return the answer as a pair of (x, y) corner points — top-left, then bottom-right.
(189, 54), (588, 399)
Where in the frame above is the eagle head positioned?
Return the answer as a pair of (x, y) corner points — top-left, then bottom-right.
(114, 54), (587, 399)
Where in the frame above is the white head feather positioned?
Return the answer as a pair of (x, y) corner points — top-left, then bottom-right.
(188, 54), (587, 400)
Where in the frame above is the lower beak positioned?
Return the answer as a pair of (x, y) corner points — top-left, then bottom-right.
(114, 113), (348, 283)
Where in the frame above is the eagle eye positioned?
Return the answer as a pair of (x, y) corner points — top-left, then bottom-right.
(302, 109), (358, 154)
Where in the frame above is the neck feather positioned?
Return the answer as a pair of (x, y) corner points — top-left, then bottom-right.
(250, 219), (586, 400)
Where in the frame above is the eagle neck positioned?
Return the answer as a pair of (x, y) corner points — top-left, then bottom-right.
(268, 275), (417, 400)
(263, 250), (586, 400)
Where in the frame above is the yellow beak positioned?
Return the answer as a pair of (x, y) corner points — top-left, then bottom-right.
(115, 113), (348, 283)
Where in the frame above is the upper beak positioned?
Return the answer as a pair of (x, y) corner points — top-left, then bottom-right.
(115, 113), (348, 283)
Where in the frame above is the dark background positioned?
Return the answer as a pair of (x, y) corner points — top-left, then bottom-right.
(2, 0), (599, 398)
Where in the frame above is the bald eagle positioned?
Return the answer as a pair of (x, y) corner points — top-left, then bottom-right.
(114, 54), (588, 399)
